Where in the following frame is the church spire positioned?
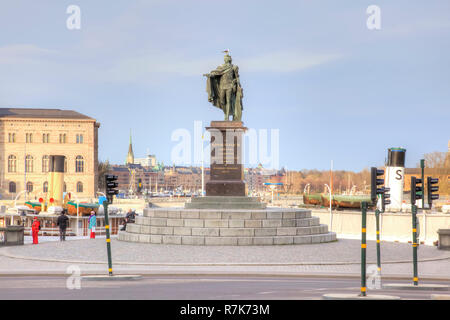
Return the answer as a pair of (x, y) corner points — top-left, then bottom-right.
(126, 129), (134, 165)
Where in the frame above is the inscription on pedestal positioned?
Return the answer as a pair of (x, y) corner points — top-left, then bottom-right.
(206, 121), (247, 196)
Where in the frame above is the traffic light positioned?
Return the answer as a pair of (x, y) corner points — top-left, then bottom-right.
(427, 177), (439, 209)
(105, 174), (119, 204)
(381, 187), (391, 212)
(137, 178), (143, 193)
(410, 176), (423, 206)
(371, 167), (385, 204)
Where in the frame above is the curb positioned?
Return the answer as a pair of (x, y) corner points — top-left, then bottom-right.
(2, 249), (450, 267)
(82, 274), (143, 281)
(382, 283), (450, 291)
(0, 271), (450, 282)
(322, 293), (401, 300)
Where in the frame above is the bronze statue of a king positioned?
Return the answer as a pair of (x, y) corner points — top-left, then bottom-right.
(204, 52), (243, 121)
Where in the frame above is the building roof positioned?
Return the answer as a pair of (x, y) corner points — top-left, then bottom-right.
(0, 108), (95, 120)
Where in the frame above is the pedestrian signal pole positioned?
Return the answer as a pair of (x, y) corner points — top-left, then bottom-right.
(361, 201), (367, 297)
(420, 159), (425, 209)
(105, 174), (119, 276)
(376, 187), (390, 275)
(370, 167), (387, 279)
(375, 207), (381, 274)
(427, 177), (439, 210)
(410, 176), (423, 286)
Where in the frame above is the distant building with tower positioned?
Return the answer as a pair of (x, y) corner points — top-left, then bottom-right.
(126, 132), (135, 165)
(0, 108), (99, 199)
(135, 153), (157, 167)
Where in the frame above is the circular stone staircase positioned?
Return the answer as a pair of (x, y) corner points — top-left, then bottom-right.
(118, 207), (336, 246)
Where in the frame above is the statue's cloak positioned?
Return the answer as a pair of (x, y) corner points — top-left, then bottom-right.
(206, 65), (243, 120)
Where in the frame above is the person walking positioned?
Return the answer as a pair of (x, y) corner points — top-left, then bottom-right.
(88, 211), (96, 239)
(31, 217), (40, 244)
(57, 210), (69, 241)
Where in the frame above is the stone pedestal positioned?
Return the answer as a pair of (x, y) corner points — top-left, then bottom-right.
(0, 226), (24, 246)
(438, 229), (450, 250)
(205, 121), (247, 196)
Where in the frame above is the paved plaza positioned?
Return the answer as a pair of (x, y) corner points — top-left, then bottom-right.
(1, 237), (450, 280)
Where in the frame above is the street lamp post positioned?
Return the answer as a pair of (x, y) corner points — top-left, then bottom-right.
(269, 185), (276, 204)
(71, 193), (80, 236)
(325, 183), (332, 231)
(201, 134), (205, 197)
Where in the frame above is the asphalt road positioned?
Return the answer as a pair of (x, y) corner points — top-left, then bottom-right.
(0, 275), (448, 300)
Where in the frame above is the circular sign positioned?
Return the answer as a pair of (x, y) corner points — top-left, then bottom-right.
(38, 198), (44, 203)
(50, 198), (54, 203)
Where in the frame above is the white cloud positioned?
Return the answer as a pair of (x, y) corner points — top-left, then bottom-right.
(103, 49), (340, 84)
(0, 44), (57, 64)
(0, 42), (340, 89)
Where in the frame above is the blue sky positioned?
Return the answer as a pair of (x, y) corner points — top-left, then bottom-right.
(0, 1), (449, 171)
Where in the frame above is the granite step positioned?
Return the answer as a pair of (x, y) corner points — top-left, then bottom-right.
(189, 196), (262, 203)
(134, 217), (320, 229)
(125, 221), (325, 236)
(118, 231), (337, 245)
(185, 196), (267, 209)
(143, 208), (312, 220)
(185, 202), (266, 209)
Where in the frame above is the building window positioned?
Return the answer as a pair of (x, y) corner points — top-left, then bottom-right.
(76, 134), (84, 144)
(8, 133), (16, 143)
(26, 133), (33, 143)
(42, 155), (49, 173)
(9, 182), (16, 193)
(26, 182), (33, 193)
(59, 134), (67, 144)
(8, 155), (17, 173)
(76, 182), (83, 193)
(76, 156), (84, 173)
(43, 182), (48, 193)
(42, 133), (50, 143)
(25, 155), (34, 173)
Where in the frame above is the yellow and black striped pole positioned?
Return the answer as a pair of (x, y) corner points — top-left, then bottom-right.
(361, 201), (368, 296)
(412, 204), (418, 285)
(103, 200), (113, 276)
(375, 208), (381, 275)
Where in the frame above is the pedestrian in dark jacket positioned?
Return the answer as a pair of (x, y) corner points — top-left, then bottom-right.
(57, 210), (69, 241)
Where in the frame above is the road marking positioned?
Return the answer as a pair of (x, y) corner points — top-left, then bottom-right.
(257, 291), (275, 295)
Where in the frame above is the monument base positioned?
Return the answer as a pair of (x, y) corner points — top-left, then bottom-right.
(205, 181), (246, 197)
(118, 207), (337, 246)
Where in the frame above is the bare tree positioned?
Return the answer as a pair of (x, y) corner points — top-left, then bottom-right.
(98, 160), (111, 191)
(418, 151), (448, 168)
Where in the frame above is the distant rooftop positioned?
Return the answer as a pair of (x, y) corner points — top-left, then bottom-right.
(0, 108), (95, 120)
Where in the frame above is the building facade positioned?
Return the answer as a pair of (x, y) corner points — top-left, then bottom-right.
(110, 164), (209, 194)
(0, 108), (100, 200)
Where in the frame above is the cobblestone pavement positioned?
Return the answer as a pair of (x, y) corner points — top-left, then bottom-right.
(1, 237), (449, 279)
(5, 238), (449, 264)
